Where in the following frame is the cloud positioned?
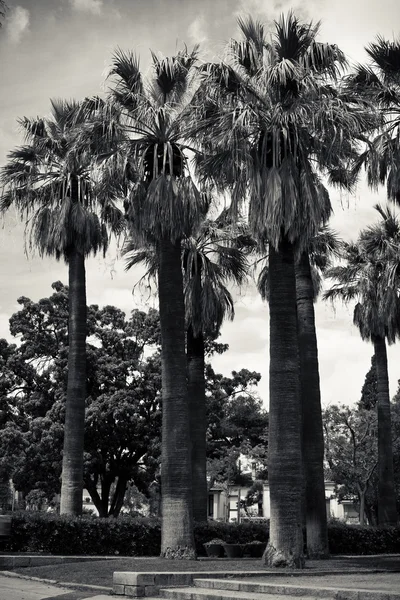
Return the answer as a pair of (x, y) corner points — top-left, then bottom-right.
(234, 0), (326, 22)
(188, 15), (208, 45)
(69, 0), (103, 15)
(6, 6), (30, 44)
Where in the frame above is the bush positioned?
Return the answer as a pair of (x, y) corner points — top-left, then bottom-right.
(194, 520), (269, 556)
(7, 512), (161, 556)
(5, 513), (400, 556)
(328, 523), (400, 555)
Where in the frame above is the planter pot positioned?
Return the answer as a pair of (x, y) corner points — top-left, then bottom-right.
(204, 543), (224, 558)
(223, 543), (244, 558)
(244, 543), (267, 558)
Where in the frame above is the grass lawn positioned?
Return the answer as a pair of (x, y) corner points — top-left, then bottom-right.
(12, 558), (267, 588)
(11, 554), (400, 589)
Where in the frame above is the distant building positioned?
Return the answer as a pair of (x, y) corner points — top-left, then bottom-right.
(208, 480), (360, 524)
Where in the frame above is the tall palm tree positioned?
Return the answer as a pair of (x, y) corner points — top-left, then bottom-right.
(324, 204), (400, 526)
(183, 217), (249, 521)
(258, 227), (341, 557)
(103, 47), (206, 557)
(124, 214), (250, 522)
(191, 13), (370, 567)
(0, 100), (123, 515)
(295, 228), (341, 557)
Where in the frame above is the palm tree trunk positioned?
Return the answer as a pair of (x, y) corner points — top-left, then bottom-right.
(295, 252), (329, 558)
(159, 238), (195, 558)
(60, 245), (87, 515)
(264, 237), (304, 569)
(187, 325), (208, 522)
(373, 335), (397, 526)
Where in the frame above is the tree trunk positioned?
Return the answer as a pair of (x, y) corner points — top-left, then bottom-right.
(264, 237), (304, 569)
(359, 492), (366, 526)
(109, 475), (128, 517)
(85, 480), (108, 517)
(295, 252), (329, 558)
(187, 325), (208, 522)
(159, 238), (195, 558)
(373, 336), (398, 526)
(60, 241), (87, 516)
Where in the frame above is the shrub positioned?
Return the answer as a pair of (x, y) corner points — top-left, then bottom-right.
(194, 520), (269, 555)
(7, 512), (161, 556)
(5, 513), (400, 556)
(327, 523), (400, 555)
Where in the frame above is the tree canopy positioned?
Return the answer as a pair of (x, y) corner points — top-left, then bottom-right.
(0, 283), (266, 516)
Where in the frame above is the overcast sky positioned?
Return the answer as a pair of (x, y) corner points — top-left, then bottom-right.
(1, 0), (400, 409)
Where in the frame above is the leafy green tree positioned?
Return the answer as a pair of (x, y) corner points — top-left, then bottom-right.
(1, 283), (161, 517)
(206, 366), (268, 483)
(325, 204), (400, 526)
(191, 13), (371, 566)
(323, 404), (378, 525)
(2, 284), (264, 518)
(359, 355), (378, 410)
(0, 100), (123, 515)
(245, 480), (264, 517)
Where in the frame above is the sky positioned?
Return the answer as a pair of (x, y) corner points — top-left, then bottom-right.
(1, 0), (400, 409)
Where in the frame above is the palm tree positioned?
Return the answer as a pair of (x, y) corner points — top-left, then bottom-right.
(257, 227), (341, 557)
(295, 228), (341, 556)
(350, 36), (400, 205)
(191, 13), (369, 567)
(183, 217), (249, 521)
(324, 204), (400, 526)
(125, 214), (250, 522)
(104, 47), (206, 557)
(0, 100), (123, 515)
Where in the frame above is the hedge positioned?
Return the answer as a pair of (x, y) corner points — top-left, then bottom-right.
(6, 513), (161, 556)
(4, 512), (400, 556)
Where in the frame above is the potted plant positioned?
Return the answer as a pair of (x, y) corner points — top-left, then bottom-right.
(243, 540), (267, 558)
(223, 541), (244, 558)
(204, 538), (225, 558)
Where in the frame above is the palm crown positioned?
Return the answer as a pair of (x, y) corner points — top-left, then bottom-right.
(351, 36), (400, 202)
(324, 204), (400, 343)
(124, 213), (250, 337)
(0, 99), (123, 261)
(96, 46), (208, 246)
(191, 13), (371, 249)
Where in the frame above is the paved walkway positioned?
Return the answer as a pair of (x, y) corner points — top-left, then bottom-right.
(243, 572), (400, 592)
(0, 574), (108, 600)
(2, 554), (400, 599)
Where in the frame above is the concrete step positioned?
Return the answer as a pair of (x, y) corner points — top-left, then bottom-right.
(194, 579), (338, 596)
(160, 587), (318, 600)
(190, 578), (400, 600)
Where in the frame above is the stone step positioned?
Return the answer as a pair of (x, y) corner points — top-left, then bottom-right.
(160, 587), (319, 600)
(194, 579), (337, 596)
(192, 578), (400, 600)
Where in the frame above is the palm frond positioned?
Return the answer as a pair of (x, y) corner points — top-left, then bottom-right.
(107, 48), (144, 113)
(366, 36), (400, 84)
